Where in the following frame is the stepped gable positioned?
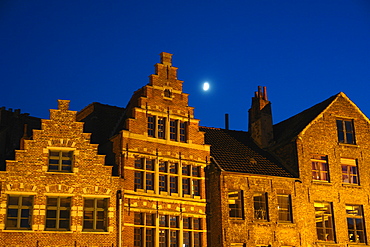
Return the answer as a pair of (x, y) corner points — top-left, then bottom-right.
(273, 93), (338, 146)
(200, 127), (295, 177)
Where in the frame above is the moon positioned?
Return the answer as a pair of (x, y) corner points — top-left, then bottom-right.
(203, 82), (210, 91)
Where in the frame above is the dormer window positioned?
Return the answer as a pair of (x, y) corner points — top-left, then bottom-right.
(164, 89), (172, 98)
(48, 150), (73, 172)
(336, 119), (355, 144)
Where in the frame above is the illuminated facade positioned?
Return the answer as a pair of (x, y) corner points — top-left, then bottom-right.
(1, 52), (370, 247)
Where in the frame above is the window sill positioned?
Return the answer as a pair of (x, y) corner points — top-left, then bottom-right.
(342, 183), (361, 188)
(2, 229), (33, 232)
(338, 143), (359, 148)
(81, 231), (110, 234)
(312, 181), (331, 185)
(47, 171), (75, 175)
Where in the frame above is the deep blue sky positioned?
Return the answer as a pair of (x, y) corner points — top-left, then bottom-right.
(1, 1), (370, 131)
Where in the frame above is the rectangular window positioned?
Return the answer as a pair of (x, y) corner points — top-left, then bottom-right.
(180, 122), (186, 142)
(278, 195), (292, 222)
(254, 192), (268, 221)
(48, 150), (73, 172)
(148, 116), (155, 137)
(134, 213), (156, 247)
(170, 120), (177, 141)
(6, 195), (33, 230)
(45, 197), (71, 231)
(182, 178), (191, 195)
(134, 227), (143, 247)
(346, 205), (366, 243)
(158, 117), (165, 139)
(83, 198), (108, 231)
(315, 202), (335, 242)
(337, 119), (355, 144)
(311, 155), (329, 181)
(228, 190), (243, 219)
(134, 158), (155, 191)
(193, 179), (200, 196)
(341, 158), (359, 184)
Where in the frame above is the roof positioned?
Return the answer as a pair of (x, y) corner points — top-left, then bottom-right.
(273, 93), (338, 146)
(200, 127), (295, 178)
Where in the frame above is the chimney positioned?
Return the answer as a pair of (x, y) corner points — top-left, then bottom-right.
(225, 113), (229, 130)
(248, 86), (274, 148)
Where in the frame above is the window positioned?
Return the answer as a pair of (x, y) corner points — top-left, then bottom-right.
(134, 158), (155, 191)
(278, 195), (292, 222)
(337, 119), (355, 144)
(45, 197), (71, 231)
(134, 213), (155, 247)
(346, 205), (366, 243)
(164, 89), (172, 98)
(254, 193), (268, 221)
(159, 215), (179, 247)
(6, 195), (33, 230)
(170, 120), (177, 141)
(228, 190), (243, 219)
(341, 158), (358, 184)
(311, 155), (329, 182)
(48, 150), (73, 172)
(183, 217), (202, 247)
(83, 198), (108, 231)
(180, 122), (186, 142)
(158, 117), (165, 139)
(315, 202), (335, 242)
(148, 116), (155, 137)
(182, 164), (201, 197)
(158, 161), (178, 194)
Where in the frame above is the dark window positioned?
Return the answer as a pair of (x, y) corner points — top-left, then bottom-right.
(193, 179), (200, 196)
(134, 171), (143, 190)
(170, 120), (177, 141)
(228, 190), (243, 219)
(277, 195), (292, 222)
(159, 229), (167, 247)
(83, 198), (108, 231)
(254, 193), (268, 221)
(6, 195), (33, 230)
(45, 197), (71, 231)
(48, 150), (73, 172)
(194, 232), (201, 247)
(315, 202), (335, 242)
(134, 212), (155, 247)
(182, 178), (191, 195)
(346, 205), (366, 243)
(148, 116), (155, 137)
(341, 158), (358, 184)
(164, 89), (172, 98)
(180, 122), (186, 142)
(170, 230), (178, 247)
(134, 158), (155, 191)
(158, 117), (165, 139)
(312, 155), (329, 182)
(337, 119), (355, 144)
(182, 165), (190, 176)
(134, 227), (143, 247)
(170, 176), (178, 193)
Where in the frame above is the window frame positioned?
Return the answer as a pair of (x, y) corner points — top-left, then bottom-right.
(45, 196), (71, 231)
(228, 190), (244, 219)
(341, 158), (359, 185)
(336, 119), (356, 144)
(277, 194), (293, 223)
(314, 201), (335, 242)
(311, 154), (329, 182)
(253, 192), (268, 221)
(48, 150), (74, 173)
(346, 204), (366, 243)
(83, 198), (108, 232)
(6, 195), (34, 230)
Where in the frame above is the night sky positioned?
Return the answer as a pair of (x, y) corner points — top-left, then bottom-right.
(1, 1), (370, 131)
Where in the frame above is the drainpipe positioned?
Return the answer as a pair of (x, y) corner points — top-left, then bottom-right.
(117, 190), (122, 247)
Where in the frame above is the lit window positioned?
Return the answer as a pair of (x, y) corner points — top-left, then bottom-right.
(336, 119), (355, 144)
(254, 193), (268, 221)
(48, 150), (73, 172)
(83, 198), (108, 232)
(315, 202), (335, 242)
(158, 117), (165, 139)
(148, 116), (155, 137)
(45, 197), (71, 231)
(346, 205), (366, 243)
(278, 195), (292, 222)
(228, 190), (243, 219)
(341, 158), (358, 184)
(311, 155), (329, 181)
(6, 195), (33, 230)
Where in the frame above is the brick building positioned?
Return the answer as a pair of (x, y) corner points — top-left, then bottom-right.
(1, 52), (370, 247)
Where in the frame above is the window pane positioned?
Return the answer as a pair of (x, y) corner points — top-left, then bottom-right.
(229, 191), (243, 219)
(254, 193), (267, 220)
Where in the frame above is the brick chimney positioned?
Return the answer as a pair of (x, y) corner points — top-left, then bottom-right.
(248, 86), (274, 148)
